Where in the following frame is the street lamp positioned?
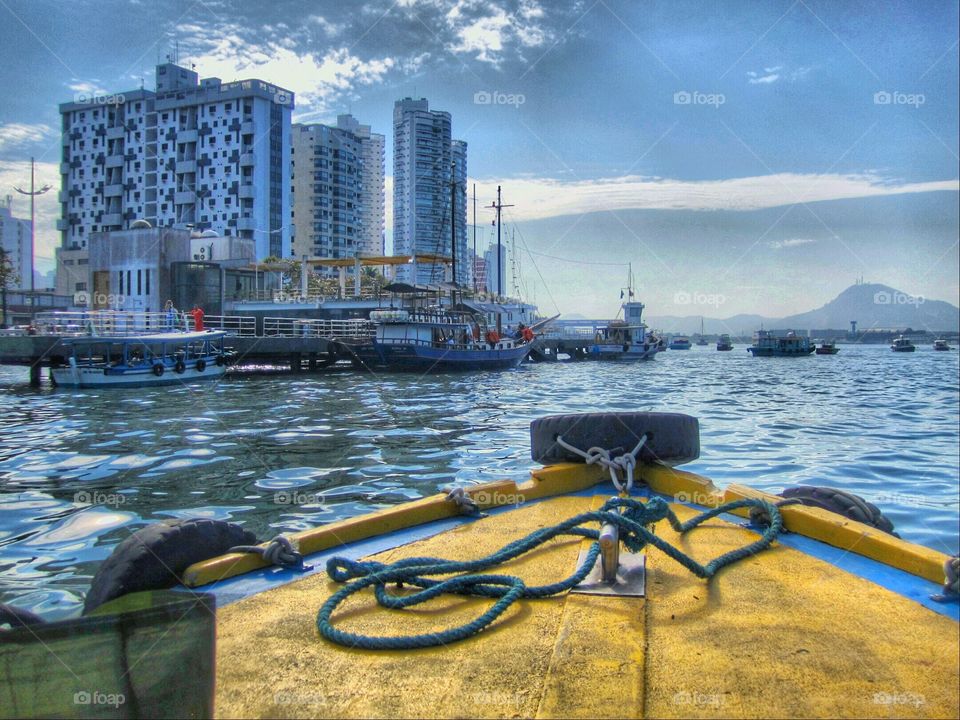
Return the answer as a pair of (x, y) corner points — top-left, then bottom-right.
(14, 157), (52, 293)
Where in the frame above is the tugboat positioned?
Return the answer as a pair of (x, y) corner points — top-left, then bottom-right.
(587, 269), (657, 361)
(891, 335), (916, 352)
(746, 329), (815, 356)
(716, 333), (734, 351)
(50, 331), (231, 388)
(815, 340), (840, 355)
(934, 338), (952, 351)
(668, 335), (692, 350)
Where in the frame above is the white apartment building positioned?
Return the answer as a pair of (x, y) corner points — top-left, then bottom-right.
(56, 62), (293, 294)
(336, 114), (385, 256)
(392, 98), (467, 285)
(0, 198), (32, 291)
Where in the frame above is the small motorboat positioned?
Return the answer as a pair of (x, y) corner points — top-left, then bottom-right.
(747, 330), (815, 356)
(668, 335), (691, 350)
(934, 338), (952, 351)
(716, 333), (734, 351)
(815, 340), (839, 355)
(891, 336), (917, 352)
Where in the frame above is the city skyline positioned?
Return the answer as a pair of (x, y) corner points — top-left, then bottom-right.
(0, 0), (957, 317)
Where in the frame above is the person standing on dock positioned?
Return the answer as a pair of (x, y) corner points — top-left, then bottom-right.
(164, 300), (179, 331)
(191, 305), (205, 332)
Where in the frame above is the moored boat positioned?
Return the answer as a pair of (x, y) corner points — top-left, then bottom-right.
(891, 335), (917, 352)
(587, 274), (656, 361)
(747, 329), (814, 356)
(815, 340), (839, 355)
(14, 412), (956, 719)
(49, 331), (231, 388)
(934, 338), (952, 351)
(716, 333), (733, 351)
(668, 335), (691, 350)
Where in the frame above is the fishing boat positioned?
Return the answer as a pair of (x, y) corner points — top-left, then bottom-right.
(48, 331), (231, 388)
(587, 270), (657, 361)
(716, 333), (734, 351)
(891, 335), (917, 352)
(934, 338), (952, 351)
(7, 412), (956, 718)
(815, 340), (840, 355)
(668, 335), (691, 350)
(695, 317), (709, 345)
(747, 329), (814, 356)
(346, 308), (533, 371)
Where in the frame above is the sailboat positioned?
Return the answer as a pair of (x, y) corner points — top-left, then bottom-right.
(696, 317), (708, 345)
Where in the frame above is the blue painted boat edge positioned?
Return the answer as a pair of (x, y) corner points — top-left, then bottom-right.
(184, 487), (959, 621)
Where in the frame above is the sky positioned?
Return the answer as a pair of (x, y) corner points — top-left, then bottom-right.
(0, 0), (957, 318)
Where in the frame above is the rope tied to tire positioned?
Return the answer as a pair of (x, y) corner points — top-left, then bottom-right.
(229, 535), (305, 570)
(317, 495), (783, 650)
(932, 555), (960, 602)
(554, 433), (647, 493)
(445, 486), (484, 517)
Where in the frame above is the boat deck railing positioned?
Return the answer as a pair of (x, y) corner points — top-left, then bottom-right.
(262, 317), (375, 340)
(31, 311), (257, 337)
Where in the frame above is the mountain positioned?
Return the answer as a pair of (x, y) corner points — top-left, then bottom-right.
(644, 283), (959, 334)
(779, 283), (959, 332)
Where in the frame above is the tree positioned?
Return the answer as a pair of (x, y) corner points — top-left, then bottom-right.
(0, 246), (20, 328)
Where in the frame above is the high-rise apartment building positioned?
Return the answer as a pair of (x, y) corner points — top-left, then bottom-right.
(392, 98), (467, 285)
(0, 198), (32, 291)
(56, 61), (293, 291)
(336, 114), (385, 256)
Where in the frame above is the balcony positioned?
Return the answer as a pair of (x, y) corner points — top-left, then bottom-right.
(177, 128), (198, 143)
(60, 162), (71, 174)
(104, 183), (123, 197)
(100, 213), (123, 226)
(56, 218), (69, 230)
(106, 126), (125, 140)
(236, 216), (256, 231)
(174, 190), (196, 204)
(58, 190), (69, 203)
(239, 152), (255, 166)
(105, 154), (124, 168)
(94, 153), (106, 166)
(95, 126), (106, 137)
(176, 159), (196, 174)
(238, 183), (255, 199)
(241, 120), (254, 134)
(61, 132), (70, 146)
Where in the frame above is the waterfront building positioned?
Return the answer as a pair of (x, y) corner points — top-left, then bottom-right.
(336, 114), (385, 257)
(392, 98), (467, 285)
(0, 198), (32, 291)
(56, 61), (293, 294)
(483, 243), (508, 298)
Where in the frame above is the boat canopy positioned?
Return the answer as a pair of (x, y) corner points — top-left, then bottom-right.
(61, 331), (226, 345)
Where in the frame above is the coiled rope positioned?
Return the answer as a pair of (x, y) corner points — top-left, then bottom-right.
(317, 495), (783, 649)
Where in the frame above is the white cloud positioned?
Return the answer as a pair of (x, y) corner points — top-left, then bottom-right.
(747, 64), (812, 85)
(467, 172), (960, 221)
(308, 15), (345, 38)
(748, 73), (780, 85)
(768, 237), (817, 249)
(0, 123), (54, 153)
(444, 0), (551, 64)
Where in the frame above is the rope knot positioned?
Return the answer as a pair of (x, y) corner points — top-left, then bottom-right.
(556, 434), (648, 493)
(446, 486), (485, 517)
(932, 555), (960, 602)
(229, 535), (306, 570)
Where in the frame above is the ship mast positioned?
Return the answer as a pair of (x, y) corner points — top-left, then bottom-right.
(486, 186), (513, 334)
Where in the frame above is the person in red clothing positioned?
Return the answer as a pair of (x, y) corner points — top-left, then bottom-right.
(190, 305), (205, 332)
(521, 325), (535, 343)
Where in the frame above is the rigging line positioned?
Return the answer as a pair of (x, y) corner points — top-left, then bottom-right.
(523, 246), (631, 268)
(503, 213), (560, 315)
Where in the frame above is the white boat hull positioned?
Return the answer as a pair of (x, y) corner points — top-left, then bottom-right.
(50, 363), (226, 388)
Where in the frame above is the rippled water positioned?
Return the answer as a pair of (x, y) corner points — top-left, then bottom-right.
(1, 345), (958, 618)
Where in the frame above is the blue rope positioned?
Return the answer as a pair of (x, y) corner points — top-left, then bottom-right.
(317, 496), (783, 649)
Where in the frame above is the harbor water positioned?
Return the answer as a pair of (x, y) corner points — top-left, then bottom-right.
(1, 344), (957, 618)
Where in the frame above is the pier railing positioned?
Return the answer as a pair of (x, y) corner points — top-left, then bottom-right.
(31, 311), (257, 337)
(262, 317), (374, 340)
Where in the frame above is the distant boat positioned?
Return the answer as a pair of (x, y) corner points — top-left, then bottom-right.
(747, 330), (815, 357)
(716, 334), (733, 351)
(933, 338), (952, 351)
(50, 331), (231, 388)
(669, 335), (692, 350)
(815, 340), (839, 355)
(587, 273), (657, 361)
(890, 336), (916, 353)
(695, 317), (708, 345)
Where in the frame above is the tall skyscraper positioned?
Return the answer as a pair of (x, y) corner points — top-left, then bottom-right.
(392, 97), (467, 285)
(337, 114), (385, 257)
(0, 197), (32, 291)
(56, 61), (293, 294)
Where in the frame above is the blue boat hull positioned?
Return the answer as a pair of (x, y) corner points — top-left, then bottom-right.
(355, 342), (532, 371)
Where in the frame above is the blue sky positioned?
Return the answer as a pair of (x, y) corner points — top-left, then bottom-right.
(0, 0), (957, 317)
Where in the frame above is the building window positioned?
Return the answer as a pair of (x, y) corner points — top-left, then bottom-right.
(137, 269), (142, 295)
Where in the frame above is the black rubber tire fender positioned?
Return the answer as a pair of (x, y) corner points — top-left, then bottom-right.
(0, 603), (44, 628)
(530, 412), (700, 467)
(215, 355), (225, 367)
(174, 359), (186, 374)
(196, 358), (207, 372)
(152, 363), (164, 377)
(83, 519), (257, 614)
(779, 486), (898, 536)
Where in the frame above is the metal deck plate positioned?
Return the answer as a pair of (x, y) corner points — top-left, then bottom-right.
(571, 546), (646, 597)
